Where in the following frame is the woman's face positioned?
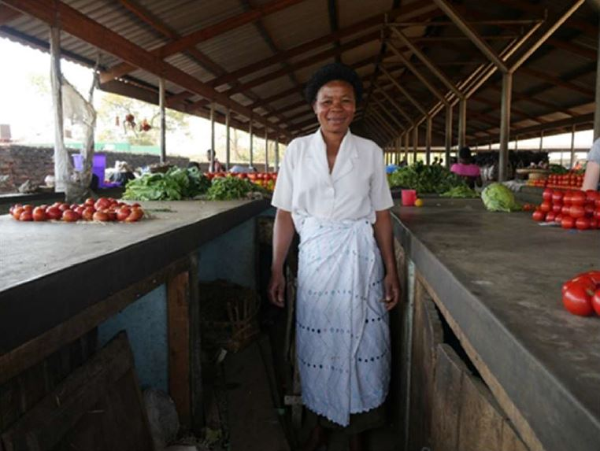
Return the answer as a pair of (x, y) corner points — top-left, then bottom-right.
(313, 80), (356, 135)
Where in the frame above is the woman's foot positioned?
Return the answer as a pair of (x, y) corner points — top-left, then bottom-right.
(348, 433), (364, 451)
(301, 424), (328, 451)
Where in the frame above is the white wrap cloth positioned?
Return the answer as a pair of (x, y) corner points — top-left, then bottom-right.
(294, 215), (390, 426)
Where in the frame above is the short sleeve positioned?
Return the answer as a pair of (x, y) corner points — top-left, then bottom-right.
(271, 141), (295, 211)
(588, 139), (600, 165)
(370, 146), (394, 211)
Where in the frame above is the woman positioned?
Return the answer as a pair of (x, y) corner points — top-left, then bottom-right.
(582, 138), (600, 191)
(450, 146), (482, 189)
(268, 63), (400, 450)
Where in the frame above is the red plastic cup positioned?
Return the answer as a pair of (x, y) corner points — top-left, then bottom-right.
(401, 189), (417, 206)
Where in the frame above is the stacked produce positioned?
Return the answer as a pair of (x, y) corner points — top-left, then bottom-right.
(9, 198), (144, 223)
(531, 188), (599, 230)
(206, 177), (258, 200)
(440, 186), (479, 198)
(206, 172), (277, 192)
(527, 170), (585, 189)
(123, 167), (211, 201)
(562, 271), (600, 316)
(388, 162), (466, 194)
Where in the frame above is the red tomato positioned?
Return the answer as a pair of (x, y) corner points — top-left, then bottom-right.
(571, 191), (586, 207)
(116, 207), (131, 222)
(561, 205), (571, 216)
(125, 208), (144, 222)
(576, 217), (590, 230)
(554, 213), (563, 224)
(12, 206), (24, 220)
(532, 210), (546, 222)
(540, 201), (552, 213)
(552, 204), (562, 214)
(585, 203), (595, 217)
(546, 211), (556, 223)
(19, 211), (33, 221)
(82, 207), (95, 221)
(551, 191), (563, 203)
(93, 211), (109, 222)
(85, 197), (95, 206)
(593, 289), (600, 316)
(95, 198), (111, 211)
(564, 192), (573, 206)
(45, 206), (62, 220)
(561, 217), (575, 229)
(32, 207), (47, 222)
(62, 210), (80, 222)
(58, 203), (71, 212)
(75, 206), (86, 216)
(569, 205), (585, 219)
(22, 204), (33, 212)
(562, 280), (595, 316)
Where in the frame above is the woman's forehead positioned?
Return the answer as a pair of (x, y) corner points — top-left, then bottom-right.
(317, 80), (355, 97)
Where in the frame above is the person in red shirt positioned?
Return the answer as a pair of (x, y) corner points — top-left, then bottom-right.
(206, 149), (224, 173)
(451, 146), (482, 189)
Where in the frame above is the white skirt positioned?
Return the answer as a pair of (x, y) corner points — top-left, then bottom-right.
(294, 215), (390, 426)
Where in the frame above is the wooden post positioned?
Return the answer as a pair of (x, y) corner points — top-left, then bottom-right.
(499, 72), (512, 181)
(570, 124), (577, 169)
(445, 105), (452, 168)
(426, 116), (432, 165)
(226, 108), (231, 171)
(210, 102), (215, 171)
(413, 125), (419, 163)
(249, 120), (254, 168)
(50, 26), (68, 194)
(275, 136), (279, 171)
(159, 78), (167, 163)
(264, 127), (269, 173)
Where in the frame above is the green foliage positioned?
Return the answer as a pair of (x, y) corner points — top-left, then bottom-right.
(440, 185), (479, 198)
(387, 161), (466, 194)
(481, 183), (521, 212)
(122, 167), (210, 201)
(206, 177), (257, 200)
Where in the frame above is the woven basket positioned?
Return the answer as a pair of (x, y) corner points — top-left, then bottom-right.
(199, 280), (260, 352)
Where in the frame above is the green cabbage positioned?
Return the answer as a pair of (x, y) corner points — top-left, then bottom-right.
(481, 183), (521, 212)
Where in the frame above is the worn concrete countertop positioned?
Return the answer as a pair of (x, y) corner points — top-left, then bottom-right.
(0, 199), (270, 353)
(391, 198), (600, 451)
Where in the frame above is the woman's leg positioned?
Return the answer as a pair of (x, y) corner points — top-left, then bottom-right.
(301, 423), (328, 451)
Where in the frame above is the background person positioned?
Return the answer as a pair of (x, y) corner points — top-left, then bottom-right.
(451, 146), (482, 189)
(268, 62), (400, 451)
(206, 149), (224, 173)
(582, 138), (600, 191)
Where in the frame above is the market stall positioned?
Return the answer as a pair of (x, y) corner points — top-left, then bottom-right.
(391, 198), (600, 451)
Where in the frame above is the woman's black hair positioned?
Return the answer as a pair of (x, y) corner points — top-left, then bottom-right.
(304, 63), (363, 105)
(459, 146), (472, 161)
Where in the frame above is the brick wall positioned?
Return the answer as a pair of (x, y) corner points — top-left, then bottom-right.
(0, 145), (189, 194)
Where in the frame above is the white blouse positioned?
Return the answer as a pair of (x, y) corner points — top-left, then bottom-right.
(272, 129), (393, 223)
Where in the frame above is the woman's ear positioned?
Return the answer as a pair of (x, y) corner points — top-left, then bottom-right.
(312, 101), (317, 114)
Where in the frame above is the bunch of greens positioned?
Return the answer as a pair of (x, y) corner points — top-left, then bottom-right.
(549, 164), (568, 175)
(440, 185), (479, 198)
(122, 167), (211, 201)
(481, 183), (521, 212)
(388, 162), (466, 194)
(206, 177), (258, 200)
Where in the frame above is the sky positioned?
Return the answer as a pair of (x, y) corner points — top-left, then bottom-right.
(0, 36), (594, 164)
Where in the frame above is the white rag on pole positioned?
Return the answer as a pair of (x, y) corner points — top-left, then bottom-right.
(294, 215), (390, 426)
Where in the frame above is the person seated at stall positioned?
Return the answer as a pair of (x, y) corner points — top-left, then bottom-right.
(450, 146), (482, 189)
(206, 149), (224, 173)
(109, 161), (136, 187)
(187, 161), (201, 171)
(582, 138), (600, 191)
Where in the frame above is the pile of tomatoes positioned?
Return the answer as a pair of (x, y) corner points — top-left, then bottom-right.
(531, 188), (599, 230)
(562, 271), (600, 317)
(205, 172), (277, 191)
(527, 171), (585, 190)
(9, 197), (145, 223)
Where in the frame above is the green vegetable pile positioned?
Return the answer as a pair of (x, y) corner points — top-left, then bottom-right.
(123, 167), (211, 201)
(440, 186), (479, 198)
(481, 183), (521, 212)
(388, 162), (466, 194)
(206, 177), (258, 200)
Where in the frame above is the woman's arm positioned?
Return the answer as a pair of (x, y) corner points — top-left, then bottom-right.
(373, 210), (401, 311)
(268, 209), (296, 307)
(582, 161), (600, 191)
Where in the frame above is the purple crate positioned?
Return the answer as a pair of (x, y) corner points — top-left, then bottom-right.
(73, 154), (108, 187)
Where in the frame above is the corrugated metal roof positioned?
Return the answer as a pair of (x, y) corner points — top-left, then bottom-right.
(1, 0), (598, 146)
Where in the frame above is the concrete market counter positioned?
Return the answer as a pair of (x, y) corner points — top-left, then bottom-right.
(391, 198), (600, 451)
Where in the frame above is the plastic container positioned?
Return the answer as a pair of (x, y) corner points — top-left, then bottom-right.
(401, 189), (417, 206)
(72, 153), (107, 187)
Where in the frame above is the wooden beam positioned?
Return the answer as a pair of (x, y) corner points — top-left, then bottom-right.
(100, 0), (306, 83)
(328, 0), (341, 63)
(204, 0), (440, 89)
(0, 4), (21, 25)
(519, 67), (595, 97)
(6, 0), (291, 138)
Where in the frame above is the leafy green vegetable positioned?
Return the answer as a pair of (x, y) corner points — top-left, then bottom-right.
(388, 162), (466, 194)
(481, 183), (521, 212)
(549, 164), (568, 175)
(122, 167), (211, 201)
(206, 177), (257, 200)
(440, 186), (479, 198)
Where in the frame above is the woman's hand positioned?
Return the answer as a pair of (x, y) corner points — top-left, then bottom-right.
(268, 269), (286, 308)
(382, 272), (401, 311)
